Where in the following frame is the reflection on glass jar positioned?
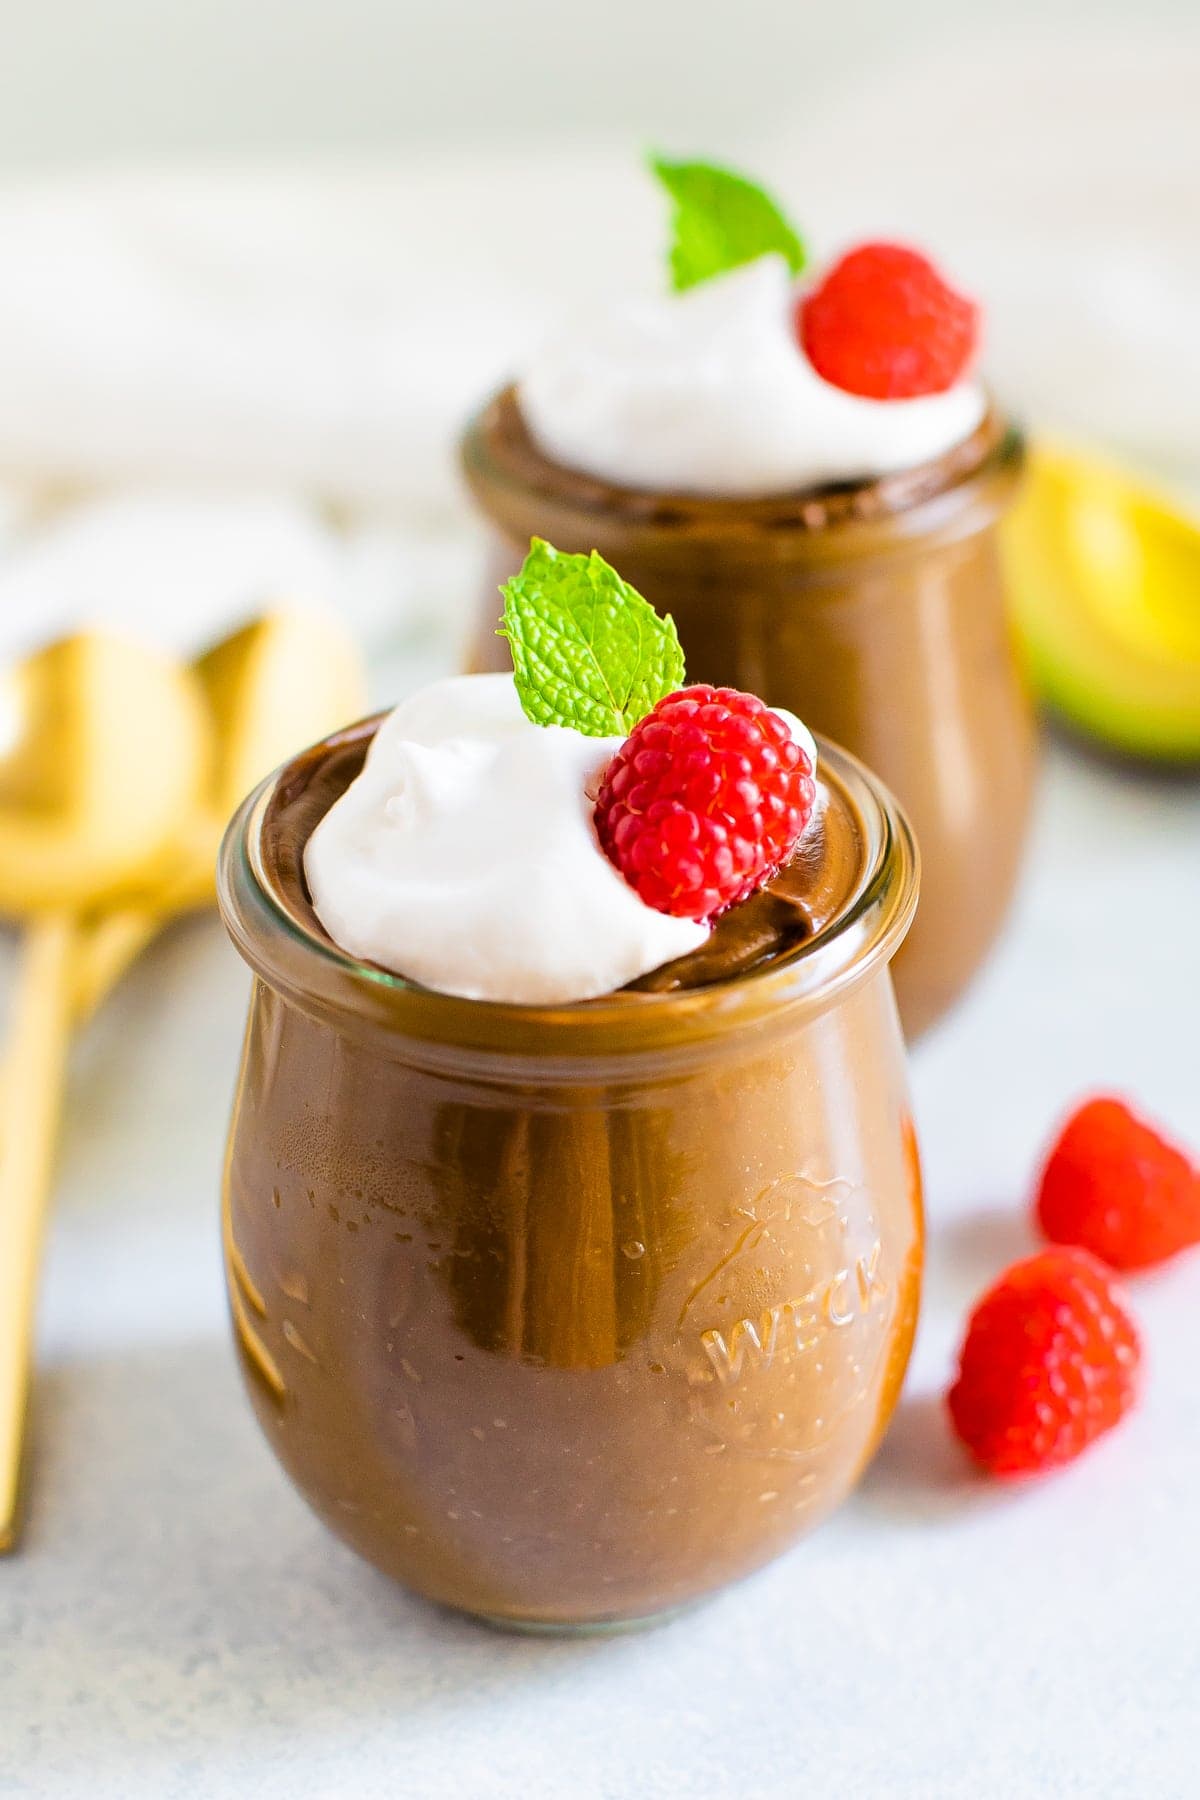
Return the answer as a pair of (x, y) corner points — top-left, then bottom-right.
(217, 723), (922, 1631)
(462, 390), (1036, 1039)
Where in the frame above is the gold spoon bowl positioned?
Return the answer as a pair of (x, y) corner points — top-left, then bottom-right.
(70, 607), (367, 1019)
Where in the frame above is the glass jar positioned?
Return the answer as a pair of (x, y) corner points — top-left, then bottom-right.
(462, 390), (1035, 1038)
(217, 722), (922, 1632)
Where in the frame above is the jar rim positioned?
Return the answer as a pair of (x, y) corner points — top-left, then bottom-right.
(461, 385), (1025, 566)
(218, 723), (919, 1058)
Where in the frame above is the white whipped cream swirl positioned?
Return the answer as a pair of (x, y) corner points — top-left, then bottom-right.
(304, 675), (708, 1004)
(305, 674), (817, 1005)
(518, 255), (986, 497)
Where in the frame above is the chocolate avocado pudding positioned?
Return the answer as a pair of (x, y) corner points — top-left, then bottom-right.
(464, 387), (1033, 1039)
(459, 157), (1036, 1038)
(261, 714), (868, 997)
(216, 549), (923, 1630)
(220, 721), (920, 1629)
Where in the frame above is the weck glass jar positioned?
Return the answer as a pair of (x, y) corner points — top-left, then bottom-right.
(462, 390), (1034, 1038)
(217, 718), (922, 1631)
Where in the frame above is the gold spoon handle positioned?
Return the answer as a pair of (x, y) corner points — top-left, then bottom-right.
(0, 915), (75, 1551)
(70, 910), (165, 1027)
(70, 862), (212, 1027)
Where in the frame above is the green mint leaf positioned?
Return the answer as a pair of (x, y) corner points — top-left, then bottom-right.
(649, 154), (806, 292)
(499, 540), (685, 738)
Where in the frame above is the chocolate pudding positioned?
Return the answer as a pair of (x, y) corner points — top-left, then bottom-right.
(218, 720), (922, 1629)
(463, 388), (1036, 1037)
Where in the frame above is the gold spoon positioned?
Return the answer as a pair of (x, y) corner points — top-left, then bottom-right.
(67, 607), (367, 1024)
(1003, 440), (1200, 761)
(0, 633), (210, 1548)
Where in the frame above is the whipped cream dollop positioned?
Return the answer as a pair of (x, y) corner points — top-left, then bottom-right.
(305, 675), (706, 1004)
(306, 674), (817, 1005)
(518, 256), (987, 497)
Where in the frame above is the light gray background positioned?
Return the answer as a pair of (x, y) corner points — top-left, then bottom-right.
(0, 0), (1194, 163)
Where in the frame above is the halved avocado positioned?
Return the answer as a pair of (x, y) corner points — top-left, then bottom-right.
(1002, 443), (1200, 761)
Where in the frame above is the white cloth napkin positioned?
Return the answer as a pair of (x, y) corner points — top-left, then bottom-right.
(0, 20), (1195, 663)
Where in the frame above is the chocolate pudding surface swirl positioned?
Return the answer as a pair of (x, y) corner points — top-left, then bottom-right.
(262, 719), (867, 1000)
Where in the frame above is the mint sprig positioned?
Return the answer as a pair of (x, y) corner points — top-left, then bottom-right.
(499, 540), (685, 738)
(649, 154), (806, 293)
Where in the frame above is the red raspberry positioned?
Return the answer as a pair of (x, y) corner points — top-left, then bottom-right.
(947, 1248), (1141, 1477)
(594, 685), (815, 921)
(799, 242), (979, 400)
(1035, 1096), (1200, 1271)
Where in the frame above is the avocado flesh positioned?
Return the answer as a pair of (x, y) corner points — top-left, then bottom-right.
(1003, 447), (1200, 761)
